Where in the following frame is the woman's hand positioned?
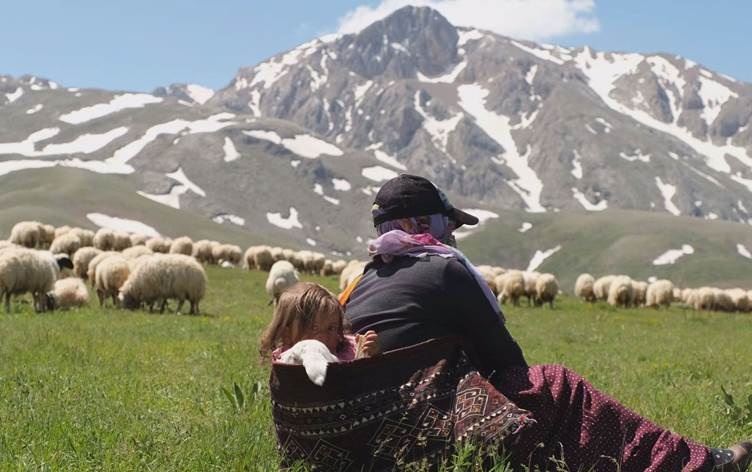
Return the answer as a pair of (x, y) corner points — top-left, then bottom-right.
(355, 330), (379, 359)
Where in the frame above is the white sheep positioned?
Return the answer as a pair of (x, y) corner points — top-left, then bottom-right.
(646, 280), (673, 308)
(9, 221), (43, 248)
(279, 339), (339, 386)
(523, 271), (540, 305)
(535, 273), (559, 308)
(713, 289), (735, 312)
(86, 251), (119, 287)
(270, 246), (285, 262)
(54, 225), (72, 239)
(193, 240), (215, 264)
(475, 265), (499, 295)
(266, 260), (300, 304)
(498, 270), (525, 306)
(331, 259), (347, 275)
(253, 246), (275, 271)
(129, 234), (149, 246)
(607, 276), (633, 308)
(726, 288), (750, 313)
(213, 244), (242, 266)
(95, 255), (130, 307)
(93, 229), (115, 251)
(121, 246), (153, 260)
(119, 254), (207, 315)
(169, 236), (193, 256)
(0, 248), (71, 312)
(112, 231), (132, 251)
(692, 287), (715, 311)
(593, 275), (615, 301)
(49, 277), (89, 309)
(146, 237), (172, 253)
(49, 232), (82, 257)
(73, 247), (102, 279)
(574, 273), (596, 302)
(40, 224), (56, 248)
(69, 228), (95, 247)
(339, 260), (367, 290)
(631, 281), (649, 307)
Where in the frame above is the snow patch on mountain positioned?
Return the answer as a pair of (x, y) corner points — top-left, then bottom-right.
(332, 178), (351, 191)
(0, 126), (128, 157)
(223, 137), (240, 162)
(25, 104), (43, 114)
(737, 244), (752, 259)
(417, 61), (466, 83)
(619, 150), (651, 163)
(362, 165), (399, 182)
(5, 88), (23, 103)
(527, 245), (562, 272)
(511, 40), (564, 65)
(212, 213), (245, 226)
(414, 92), (462, 155)
(454, 209), (499, 241)
(87, 213), (159, 237)
(243, 130), (342, 158)
(185, 84), (214, 105)
(572, 188), (607, 211)
(571, 150), (583, 179)
(267, 207), (303, 230)
(652, 244), (694, 265)
(655, 177), (680, 215)
(59, 94), (163, 124)
(168, 167), (206, 197)
(697, 76), (737, 125)
(459, 84), (545, 213)
(519, 222), (533, 233)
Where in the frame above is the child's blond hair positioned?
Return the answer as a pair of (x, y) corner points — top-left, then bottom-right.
(259, 282), (347, 360)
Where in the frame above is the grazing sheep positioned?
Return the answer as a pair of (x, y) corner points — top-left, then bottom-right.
(70, 228), (95, 247)
(713, 289), (735, 312)
(119, 254), (207, 315)
(339, 260), (367, 290)
(693, 287), (716, 311)
(498, 270), (525, 306)
(270, 247), (285, 262)
(321, 260), (335, 276)
(86, 251), (119, 287)
(0, 248), (72, 312)
(9, 221), (43, 248)
(193, 240), (215, 264)
(475, 265), (499, 294)
(574, 273), (596, 302)
(309, 252), (326, 275)
(331, 259), (347, 275)
(54, 225), (72, 239)
(265, 260), (300, 304)
(112, 231), (132, 251)
(49, 232), (82, 257)
(523, 271), (540, 306)
(607, 276), (633, 308)
(289, 251), (306, 272)
(73, 247), (102, 279)
(169, 237), (193, 256)
(646, 280), (674, 308)
(535, 273), (559, 308)
(129, 234), (149, 246)
(672, 287), (682, 302)
(593, 275), (616, 301)
(631, 281), (649, 307)
(146, 237), (171, 253)
(213, 244), (242, 266)
(93, 229), (115, 251)
(0, 241), (19, 253)
(726, 288), (750, 313)
(282, 249), (296, 262)
(254, 246), (275, 271)
(40, 224), (56, 248)
(49, 277), (89, 309)
(95, 255), (130, 307)
(121, 246), (153, 260)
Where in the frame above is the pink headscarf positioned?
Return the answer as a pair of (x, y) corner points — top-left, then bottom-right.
(368, 214), (505, 322)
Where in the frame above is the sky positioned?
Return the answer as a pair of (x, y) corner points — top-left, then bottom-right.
(2, 0), (750, 92)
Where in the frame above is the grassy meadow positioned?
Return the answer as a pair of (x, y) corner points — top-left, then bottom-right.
(1, 265), (752, 470)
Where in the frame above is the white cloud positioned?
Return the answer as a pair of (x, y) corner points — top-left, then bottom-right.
(337, 0), (599, 41)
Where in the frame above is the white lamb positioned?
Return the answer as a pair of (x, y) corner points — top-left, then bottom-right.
(119, 254), (207, 315)
(646, 280), (673, 308)
(49, 277), (89, 309)
(574, 273), (596, 302)
(266, 260), (300, 304)
(0, 248), (71, 312)
(279, 339), (339, 386)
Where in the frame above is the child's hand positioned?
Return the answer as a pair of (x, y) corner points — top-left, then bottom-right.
(355, 330), (379, 359)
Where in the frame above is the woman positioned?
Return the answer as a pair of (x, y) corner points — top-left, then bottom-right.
(343, 174), (751, 472)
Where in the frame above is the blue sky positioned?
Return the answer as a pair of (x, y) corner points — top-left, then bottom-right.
(2, 0), (749, 92)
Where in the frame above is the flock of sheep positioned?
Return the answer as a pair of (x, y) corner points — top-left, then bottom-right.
(574, 274), (752, 313)
(3, 220), (750, 316)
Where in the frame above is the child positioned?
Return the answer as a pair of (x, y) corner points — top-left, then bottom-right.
(259, 282), (378, 363)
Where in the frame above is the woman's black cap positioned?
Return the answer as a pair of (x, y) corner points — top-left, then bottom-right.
(372, 174), (480, 227)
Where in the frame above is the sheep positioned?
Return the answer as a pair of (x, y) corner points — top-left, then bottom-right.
(672, 287), (682, 302)
(713, 289), (735, 312)
(93, 229), (115, 251)
(129, 234), (149, 246)
(69, 228), (94, 247)
(309, 252), (326, 275)
(146, 237), (171, 253)
(86, 251), (119, 287)
(279, 339), (339, 386)
(631, 281), (649, 307)
(95, 255), (130, 307)
(282, 249), (296, 262)
(54, 225), (72, 239)
(253, 246), (274, 271)
(693, 287), (716, 311)
(574, 273), (596, 302)
(475, 265), (499, 294)
(607, 276), (633, 308)
(119, 254), (207, 315)
(339, 260), (367, 290)
(331, 259), (347, 275)
(593, 275), (616, 301)
(9, 221), (43, 248)
(0, 248), (72, 312)
(321, 260), (335, 276)
(169, 236), (193, 256)
(646, 280), (674, 308)
(112, 231), (132, 251)
(497, 270), (525, 306)
(289, 251), (306, 272)
(535, 273), (559, 308)
(270, 246), (285, 262)
(121, 246), (153, 260)
(49, 232), (82, 257)
(0, 241), (19, 253)
(213, 244), (242, 266)
(523, 271), (540, 305)
(193, 240), (215, 264)
(40, 224), (56, 248)
(726, 288), (750, 313)
(265, 260), (300, 304)
(73, 247), (102, 280)
(49, 277), (89, 309)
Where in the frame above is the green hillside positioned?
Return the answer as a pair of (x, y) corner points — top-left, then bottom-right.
(460, 209), (752, 290)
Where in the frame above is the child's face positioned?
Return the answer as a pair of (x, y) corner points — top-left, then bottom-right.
(311, 310), (342, 353)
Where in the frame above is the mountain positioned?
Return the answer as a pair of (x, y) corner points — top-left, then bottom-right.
(0, 6), (751, 285)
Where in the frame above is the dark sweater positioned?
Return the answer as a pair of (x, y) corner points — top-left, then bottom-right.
(343, 255), (527, 377)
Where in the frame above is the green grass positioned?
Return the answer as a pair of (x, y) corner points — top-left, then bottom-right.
(1, 266), (751, 470)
